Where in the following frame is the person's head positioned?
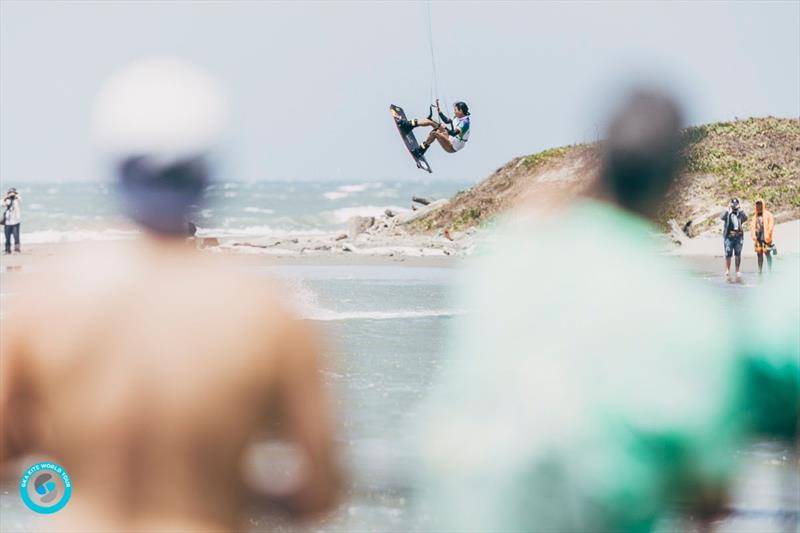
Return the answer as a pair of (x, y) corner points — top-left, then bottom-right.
(730, 197), (740, 212)
(454, 101), (469, 118)
(6, 188), (17, 198)
(92, 56), (228, 237)
(598, 88), (683, 219)
(755, 199), (763, 214)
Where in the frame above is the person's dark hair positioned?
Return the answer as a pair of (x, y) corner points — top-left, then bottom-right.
(117, 155), (208, 235)
(454, 101), (470, 116)
(599, 89), (683, 218)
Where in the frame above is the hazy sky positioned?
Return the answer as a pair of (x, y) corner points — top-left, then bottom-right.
(1, 1), (798, 184)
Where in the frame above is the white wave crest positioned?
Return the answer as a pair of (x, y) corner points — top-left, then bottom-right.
(323, 205), (408, 225)
(283, 278), (454, 321)
(196, 225), (325, 238)
(243, 207), (275, 214)
(307, 309), (456, 321)
(323, 191), (349, 201)
(322, 182), (384, 201)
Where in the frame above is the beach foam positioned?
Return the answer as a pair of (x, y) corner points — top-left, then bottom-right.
(323, 206), (408, 225)
(243, 207), (275, 214)
(307, 308), (456, 321)
(196, 225), (325, 238)
(322, 182), (384, 201)
(323, 191), (350, 201)
(284, 277), (455, 321)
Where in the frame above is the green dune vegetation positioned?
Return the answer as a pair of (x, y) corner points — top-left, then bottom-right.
(412, 117), (800, 235)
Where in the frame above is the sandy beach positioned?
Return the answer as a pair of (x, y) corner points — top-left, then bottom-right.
(670, 219), (800, 258)
(2, 227), (797, 533)
(3, 218), (797, 273)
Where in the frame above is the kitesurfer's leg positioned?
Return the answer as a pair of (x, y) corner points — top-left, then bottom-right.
(413, 118), (439, 128)
(416, 128), (439, 155)
(433, 130), (456, 153)
(416, 127), (455, 156)
(398, 117), (437, 133)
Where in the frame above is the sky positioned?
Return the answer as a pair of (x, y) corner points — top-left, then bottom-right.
(1, 1), (798, 184)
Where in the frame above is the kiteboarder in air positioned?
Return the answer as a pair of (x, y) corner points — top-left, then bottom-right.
(398, 100), (470, 158)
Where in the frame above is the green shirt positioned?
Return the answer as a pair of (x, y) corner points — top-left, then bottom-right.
(417, 201), (744, 532)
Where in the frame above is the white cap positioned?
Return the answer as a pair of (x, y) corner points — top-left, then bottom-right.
(91, 56), (228, 164)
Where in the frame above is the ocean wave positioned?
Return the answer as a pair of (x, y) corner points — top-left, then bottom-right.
(323, 205), (408, 225)
(196, 225), (325, 237)
(323, 191), (349, 201)
(306, 309), (456, 321)
(373, 189), (399, 198)
(283, 278), (454, 321)
(243, 206), (275, 214)
(322, 182), (384, 201)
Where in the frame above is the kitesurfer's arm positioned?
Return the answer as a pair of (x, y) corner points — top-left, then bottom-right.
(436, 99), (453, 125)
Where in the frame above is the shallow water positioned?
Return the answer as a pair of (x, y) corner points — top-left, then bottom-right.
(7, 179), (473, 244)
(0, 262), (797, 532)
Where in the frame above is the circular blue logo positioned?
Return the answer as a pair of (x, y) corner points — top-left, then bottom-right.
(19, 462), (72, 514)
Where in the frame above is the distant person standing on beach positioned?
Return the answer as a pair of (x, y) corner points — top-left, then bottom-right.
(721, 197), (747, 281)
(2, 187), (21, 254)
(750, 197), (774, 274)
(0, 57), (340, 531)
(417, 90), (745, 531)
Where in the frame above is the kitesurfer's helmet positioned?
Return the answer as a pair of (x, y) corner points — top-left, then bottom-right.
(91, 56), (228, 235)
(454, 101), (470, 116)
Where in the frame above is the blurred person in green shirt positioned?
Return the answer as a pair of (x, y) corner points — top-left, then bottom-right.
(416, 89), (748, 532)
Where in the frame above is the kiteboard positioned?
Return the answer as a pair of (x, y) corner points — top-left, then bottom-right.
(390, 104), (432, 173)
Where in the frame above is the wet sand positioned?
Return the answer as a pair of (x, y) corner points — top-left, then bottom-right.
(1, 235), (797, 532)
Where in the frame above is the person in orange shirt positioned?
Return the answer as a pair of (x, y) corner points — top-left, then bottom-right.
(751, 197), (775, 274)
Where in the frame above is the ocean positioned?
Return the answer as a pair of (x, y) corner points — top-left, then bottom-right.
(6, 179), (474, 243)
(0, 180), (797, 531)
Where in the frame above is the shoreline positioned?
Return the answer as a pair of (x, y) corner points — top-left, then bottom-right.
(0, 240), (463, 270)
(1, 219), (796, 274)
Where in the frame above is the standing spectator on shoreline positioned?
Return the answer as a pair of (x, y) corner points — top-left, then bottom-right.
(2, 187), (21, 254)
(721, 197), (747, 281)
(750, 197), (774, 274)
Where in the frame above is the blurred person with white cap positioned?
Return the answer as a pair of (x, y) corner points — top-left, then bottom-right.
(0, 56), (340, 531)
